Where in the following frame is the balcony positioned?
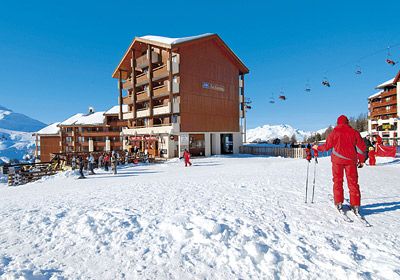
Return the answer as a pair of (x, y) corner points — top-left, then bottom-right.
(123, 95), (133, 105)
(153, 65), (168, 81)
(136, 51), (161, 69)
(123, 112), (134, 120)
(108, 120), (128, 127)
(153, 84), (169, 98)
(153, 104), (170, 116)
(122, 122), (180, 136)
(370, 99), (397, 109)
(137, 89), (149, 102)
(80, 131), (121, 137)
(137, 108), (150, 118)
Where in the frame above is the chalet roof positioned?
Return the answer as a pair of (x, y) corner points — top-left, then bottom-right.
(36, 122), (60, 135)
(368, 91), (383, 99)
(104, 105), (128, 115)
(74, 112), (105, 126)
(112, 33), (249, 79)
(59, 113), (85, 126)
(376, 78), (395, 89)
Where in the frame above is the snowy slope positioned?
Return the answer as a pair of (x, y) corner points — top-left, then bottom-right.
(0, 105), (46, 132)
(246, 124), (326, 142)
(0, 156), (399, 279)
(0, 128), (35, 162)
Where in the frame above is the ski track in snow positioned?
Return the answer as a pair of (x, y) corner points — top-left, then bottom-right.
(0, 156), (399, 279)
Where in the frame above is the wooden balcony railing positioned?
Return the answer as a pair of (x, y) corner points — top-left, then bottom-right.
(153, 85), (169, 98)
(136, 51), (161, 69)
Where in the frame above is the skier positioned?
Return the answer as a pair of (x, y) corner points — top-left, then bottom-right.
(98, 154), (104, 168)
(71, 156), (77, 170)
(183, 149), (192, 167)
(125, 150), (129, 165)
(363, 135), (373, 162)
(87, 153), (95, 175)
(368, 147), (376, 166)
(77, 156), (85, 179)
(312, 144), (319, 163)
(313, 115), (366, 214)
(111, 153), (117, 174)
(305, 144), (312, 162)
(104, 153), (110, 171)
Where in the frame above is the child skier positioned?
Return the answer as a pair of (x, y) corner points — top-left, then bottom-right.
(183, 149), (192, 167)
(368, 147), (376, 166)
(305, 144), (312, 162)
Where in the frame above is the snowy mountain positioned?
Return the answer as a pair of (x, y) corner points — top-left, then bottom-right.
(0, 105), (46, 132)
(0, 105), (46, 163)
(246, 124), (326, 143)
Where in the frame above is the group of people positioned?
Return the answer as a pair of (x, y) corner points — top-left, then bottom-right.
(71, 151), (120, 179)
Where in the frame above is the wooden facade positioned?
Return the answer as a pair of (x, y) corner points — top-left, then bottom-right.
(368, 71), (400, 145)
(112, 34), (249, 158)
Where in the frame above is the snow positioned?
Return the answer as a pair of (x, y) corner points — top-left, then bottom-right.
(74, 112), (105, 126)
(140, 33), (214, 46)
(36, 122), (60, 135)
(246, 124), (326, 143)
(368, 91), (383, 99)
(376, 78), (395, 89)
(104, 105), (128, 115)
(0, 156), (399, 279)
(0, 128), (35, 162)
(59, 113), (85, 126)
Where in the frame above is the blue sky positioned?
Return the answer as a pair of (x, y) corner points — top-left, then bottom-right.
(0, 0), (399, 131)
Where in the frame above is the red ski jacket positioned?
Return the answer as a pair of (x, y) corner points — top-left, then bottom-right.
(317, 115), (366, 164)
(183, 151), (191, 161)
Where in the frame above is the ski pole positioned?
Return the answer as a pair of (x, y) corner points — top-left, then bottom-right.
(311, 159), (317, 203)
(305, 161), (310, 203)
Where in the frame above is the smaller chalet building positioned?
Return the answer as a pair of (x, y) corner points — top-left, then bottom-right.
(34, 122), (61, 162)
(112, 33), (249, 158)
(34, 106), (129, 162)
(368, 71), (400, 145)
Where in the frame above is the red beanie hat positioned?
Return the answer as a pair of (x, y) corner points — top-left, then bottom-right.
(337, 115), (349, 125)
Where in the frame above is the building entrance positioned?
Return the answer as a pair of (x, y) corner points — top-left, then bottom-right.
(221, 134), (233, 154)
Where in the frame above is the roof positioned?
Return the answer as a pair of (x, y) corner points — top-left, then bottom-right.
(112, 33), (249, 79)
(368, 91), (383, 99)
(104, 105), (128, 115)
(59, 113), (85, 126)
(36, 122), (60, 135)
(74, 112), (105, 126)
(376, 78), (395, 89)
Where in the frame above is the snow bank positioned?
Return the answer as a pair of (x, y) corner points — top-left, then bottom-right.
(0, 156), (399, 279)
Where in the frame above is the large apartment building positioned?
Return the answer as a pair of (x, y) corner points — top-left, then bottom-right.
(368, 71), (400, 145)
(112, 33), (249, 158)
(34, 122), (61, 162)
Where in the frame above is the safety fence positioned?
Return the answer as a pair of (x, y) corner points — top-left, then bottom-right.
(240, 146), (307, 158)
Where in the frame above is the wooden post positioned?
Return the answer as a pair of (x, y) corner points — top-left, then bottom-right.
(148, 44), (154, 125)
(118, 69), (123, 120)
(131, 49), (137, 124)
(168, 49), (173, 117)
(240, 74), (246, 143)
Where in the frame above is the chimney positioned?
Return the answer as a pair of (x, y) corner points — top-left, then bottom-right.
(88, 107), (95, 114)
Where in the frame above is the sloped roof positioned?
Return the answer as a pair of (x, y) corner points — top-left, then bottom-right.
(74, 112), (105, 126)
(112, 33), (249, 79)
(59, 113), (85, 126)
(376, 78), (395, 89)
(36, 122), (60, 135)
(104, 105), (128, 115)
(368, 91), (383, 99)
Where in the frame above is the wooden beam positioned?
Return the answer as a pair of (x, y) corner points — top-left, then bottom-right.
(168, 49), (173, 116)
(148, 44), (154, 125)
(118, 69), (123, 120)
(131, 49), (137, 125)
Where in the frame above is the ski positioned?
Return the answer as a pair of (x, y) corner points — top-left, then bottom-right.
(348, 210), (371, 227)
(337, 207), (353, 223)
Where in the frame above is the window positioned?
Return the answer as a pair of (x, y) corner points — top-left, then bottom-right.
(66, 137), (72, 143)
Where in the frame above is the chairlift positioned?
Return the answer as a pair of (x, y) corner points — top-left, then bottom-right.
(305, 81), (311, 92)
(355, 65), (362, 75)
(269, 93), (275, 104)
(386, 46), (396, 66)
(322, 77), (331, 87)
(279, 95), (287, 101)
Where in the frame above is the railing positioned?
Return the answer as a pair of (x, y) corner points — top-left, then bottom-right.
(153, 104), (170, 115)
(137, 90), (149, 102)
(240, 146), (306, 159)
(136, 51), (161, 69)
(136, 108), (150, 118)
(122, 95), (133, 105)
(153, 65), (168, 80)
(153, 85), (168, 98)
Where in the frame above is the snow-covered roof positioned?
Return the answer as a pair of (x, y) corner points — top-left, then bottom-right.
(368, 91), (382, 99)
(36, 122), (60, 135)
(104, 105), (128, 115)
(59, 113), (85, 126)
(74, 112), (105, 126)
(376, 78), (395, 89)
(139, 33), (214, 46)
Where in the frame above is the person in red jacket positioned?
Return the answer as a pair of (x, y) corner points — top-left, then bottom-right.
(305, 144), (312, 162)
(312, 143), (319, 163)
(313, 115), (366, 214)
(183, 149), (192, 167)
(368, 147), (376, 166)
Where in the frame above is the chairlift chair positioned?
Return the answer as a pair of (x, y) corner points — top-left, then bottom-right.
(279, 95), (286, 101)
(355, 65), (362, 75)
(386, 46), (396, 66)
(322, 77), (331, 87)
